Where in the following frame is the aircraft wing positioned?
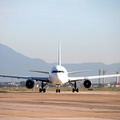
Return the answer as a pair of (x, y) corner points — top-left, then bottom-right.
(0, 75), (49, 82)
(69, 74), (120, 82)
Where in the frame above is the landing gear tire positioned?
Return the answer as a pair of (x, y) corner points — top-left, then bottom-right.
(72, 88), (79, 93)
(76, 88), (79, 92)
(39, 88), (42, 93)
(72, 88), (75, 92)
(56, 89), (60, 93)
(43, 88), (46, 93)
(39, 88), (46, 93)
(59, 89), (60, 93)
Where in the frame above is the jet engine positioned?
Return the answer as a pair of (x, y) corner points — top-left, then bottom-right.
(83, 79), (92, 88)
(26, 80), (34, 89)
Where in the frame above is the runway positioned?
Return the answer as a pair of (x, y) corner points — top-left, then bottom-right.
(0, 91), (120, 120)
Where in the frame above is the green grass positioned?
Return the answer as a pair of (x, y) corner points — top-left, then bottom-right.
(0, 87), (120, 93)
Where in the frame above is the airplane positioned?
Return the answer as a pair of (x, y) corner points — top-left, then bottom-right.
(0, 42), (120, 93)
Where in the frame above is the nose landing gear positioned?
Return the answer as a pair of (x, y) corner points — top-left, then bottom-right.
(56, 85), (61, 93)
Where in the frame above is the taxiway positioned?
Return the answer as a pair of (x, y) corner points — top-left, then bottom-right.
(0, 91), (120, 120)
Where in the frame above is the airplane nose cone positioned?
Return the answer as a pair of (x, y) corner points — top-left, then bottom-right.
(57, 74), (68, 83)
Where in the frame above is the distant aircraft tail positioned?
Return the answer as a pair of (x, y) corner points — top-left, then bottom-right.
(58, 41), (61, 66)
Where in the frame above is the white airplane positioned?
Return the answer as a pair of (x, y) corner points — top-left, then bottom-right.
(0, 42), (120, 93)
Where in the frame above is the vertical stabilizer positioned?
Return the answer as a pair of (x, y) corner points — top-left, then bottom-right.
(58, 41), (61, 66)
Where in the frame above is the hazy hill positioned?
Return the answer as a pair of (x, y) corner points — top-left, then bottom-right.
(0, 43), (120, 81)
(0, 43), (50, 76)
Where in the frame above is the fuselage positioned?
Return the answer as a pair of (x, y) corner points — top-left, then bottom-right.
(49, 65), (68, 85)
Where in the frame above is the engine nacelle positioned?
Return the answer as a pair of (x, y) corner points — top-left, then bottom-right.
(83, 79), (92, 88)
(26, 80), (34, 89)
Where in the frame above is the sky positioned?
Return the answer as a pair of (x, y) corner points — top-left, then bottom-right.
(0, 0), (120, 64)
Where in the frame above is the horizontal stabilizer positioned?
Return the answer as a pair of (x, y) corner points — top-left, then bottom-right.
(30, 70), (49, 74)
(68, 70), (91, 74)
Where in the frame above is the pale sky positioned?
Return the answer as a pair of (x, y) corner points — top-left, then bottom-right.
(0, 0), (120, 64)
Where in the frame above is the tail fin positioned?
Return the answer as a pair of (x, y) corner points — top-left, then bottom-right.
(58, 41), (61, 66)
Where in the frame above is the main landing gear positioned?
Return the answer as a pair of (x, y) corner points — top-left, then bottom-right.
(39, 81), (48, 93)
(70, 81), (79, 92)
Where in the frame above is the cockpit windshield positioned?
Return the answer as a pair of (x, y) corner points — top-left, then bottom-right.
(52, 70), (64, 73)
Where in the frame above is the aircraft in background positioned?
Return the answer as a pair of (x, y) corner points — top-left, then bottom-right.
(0, 42), (120, 93)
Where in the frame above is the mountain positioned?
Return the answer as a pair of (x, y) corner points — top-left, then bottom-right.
(0, 43), (50, 76)
(0, 43), (120, 81)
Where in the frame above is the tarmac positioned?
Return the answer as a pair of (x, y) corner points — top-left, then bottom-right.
(0, 91), (120, 120)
